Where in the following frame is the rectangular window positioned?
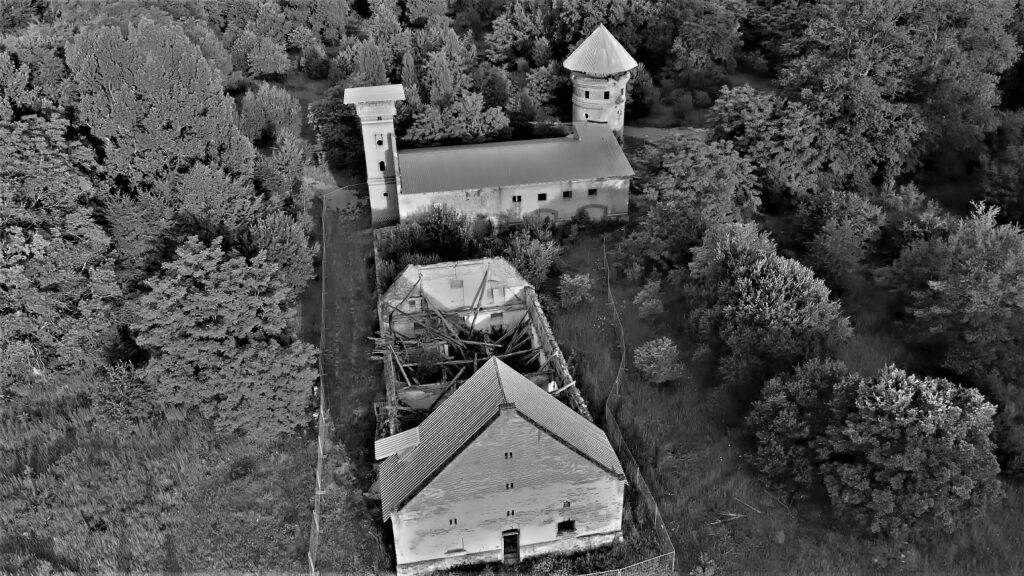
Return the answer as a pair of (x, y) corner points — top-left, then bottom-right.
(449, 518), (458, 525)
(407, 298), (421, 312)
(379, 161), (386, 172)
(557, 520), (576, 535)
(562, 190), (572, 199)
(563, 501), (571, 508)
(490, 287), (504, 301)
(538, 193), (547, 201)
(512, 195), (522, 203)
(490, 312), (504, 324)
(507, 510), (515, 516)
(603, 91), (610, 99)
(584, 90), (590, 98)
(588, 188), (597, 196)
(382, 191), (388, 197)
(506, 482), (514, 489)
(450, 279), (464, 289)
(504, 451), (513, 459)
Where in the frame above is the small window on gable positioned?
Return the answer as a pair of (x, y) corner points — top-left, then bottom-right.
(512, 195), (522, 203)
(603, 91), (610, 99)
(557, 520), (575, 535)
(450, 279), (464, 289)
(563, 501), (571, 508)
(449, 518), (458, 526)
(490, 287), (504, 300)
(504, 451), (513, 459)
(538, 193), (547, 201)
(406, 298), (421, 312)
(506, 482), (514, 489)
(379, 161), (386, 172)
(563, 190), (572, 199)
(588, 188), (597, 196)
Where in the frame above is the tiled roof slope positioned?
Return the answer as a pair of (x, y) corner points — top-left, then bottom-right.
(379, 257), (529, 308)
(378, 357), (623, 520)
(396, 122), (633, 195)
(562, 24), (638, 77)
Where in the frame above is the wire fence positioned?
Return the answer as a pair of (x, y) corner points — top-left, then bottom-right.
(307, 192), (331, 576)
(576, 234), (676, 576)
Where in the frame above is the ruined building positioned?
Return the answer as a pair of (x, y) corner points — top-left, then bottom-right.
(371, 258), (624, 575)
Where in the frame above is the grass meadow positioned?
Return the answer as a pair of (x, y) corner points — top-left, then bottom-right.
(548, 234), (1024, 576)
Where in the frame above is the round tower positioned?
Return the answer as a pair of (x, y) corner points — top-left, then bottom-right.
(562, 24), (638, 141)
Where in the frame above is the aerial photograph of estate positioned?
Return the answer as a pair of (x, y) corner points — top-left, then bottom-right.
(3, 0), (1024, 575)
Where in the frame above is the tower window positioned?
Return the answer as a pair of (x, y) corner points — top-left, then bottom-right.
(562, 190), (572, 199)
(512, 195), (522, 203)
(557, 520), (576, 535)
(382, 192), (388, 197)
(449, 518), (458, 525)
(604, 91), (610, 99)
(584, 113), (589, 119)
(538, 193), (547, 201)
(375, 134), (384, 146)
(379, 161), (386, 172)
(584, 90), (590, 98)
(588, 188), (597, 196)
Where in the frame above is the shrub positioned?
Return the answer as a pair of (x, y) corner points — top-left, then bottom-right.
(633, 279), (664, 319)
(239, 82), (302, 144)
(633, 337), (683, 384)
(247, 36), (292, 78)
(749, 361), (1004, 538)
(503, 230), (560, 286)
(558, 273), (593, 308)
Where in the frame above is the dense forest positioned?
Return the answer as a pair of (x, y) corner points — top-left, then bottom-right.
(4, 0), (1024, 573)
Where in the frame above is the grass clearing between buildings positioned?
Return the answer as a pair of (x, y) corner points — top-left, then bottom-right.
(548, 232), (1024, 576)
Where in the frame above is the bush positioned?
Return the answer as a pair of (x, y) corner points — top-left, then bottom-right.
(633, 279), (664, 319)
(239, 82), (302, 144)
(749, 361), (1004, 538)
(633, 337), (684, 384)
(503, 230), (560, 286)
(558, 273), (593, 308)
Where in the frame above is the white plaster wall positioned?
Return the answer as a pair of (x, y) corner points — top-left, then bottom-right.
(353, 101), (401, 224)
(397, 178), (629, 227)
(391, 409), (624, 570)
(570, 72), (630, 137)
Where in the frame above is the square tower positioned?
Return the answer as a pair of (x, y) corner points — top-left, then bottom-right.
(344, 84), (406, 226)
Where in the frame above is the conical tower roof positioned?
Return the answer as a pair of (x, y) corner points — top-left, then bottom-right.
(563, 24), (638, 77)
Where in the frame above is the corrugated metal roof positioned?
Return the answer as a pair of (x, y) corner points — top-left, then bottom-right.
(375, 427), (421, 460)
(344, 84), (406, 104)
(563, 24), (638, 77)
(396, 122), (634, 195)
(380, 257), (529, 308)
(378, 358), (623, 520)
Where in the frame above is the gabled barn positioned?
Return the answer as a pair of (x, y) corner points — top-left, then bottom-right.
(375, 357), (625, 576)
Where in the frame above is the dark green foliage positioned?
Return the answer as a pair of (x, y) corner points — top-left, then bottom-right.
(669, 0), (747, 76)
(749, 361), (1003, 538)
(1, 115), (117, 394)
(247, 211), (318, 294)
(979, 110), (1024, 220)
(617, 137), (760, 271)
(238, 82), (302, 144)
(133, 236), (318, 441)
(689, 223), (851, 400)
(406, 92), (510, 145)
(889, 204), (1024, 473)
(247, 36), (293, 78)
(502, 229), (561, 286)
(747, 358), (855, 490)
(800, 190), (884, 291)
(308, 84), (363, 170)
(66, 18), (255, 188)
(406, 0), (448, 25)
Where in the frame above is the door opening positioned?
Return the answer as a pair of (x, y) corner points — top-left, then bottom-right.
(502, 529), (520, 566)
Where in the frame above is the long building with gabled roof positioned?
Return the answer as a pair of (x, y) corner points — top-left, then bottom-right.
(344, 24), (639, 226)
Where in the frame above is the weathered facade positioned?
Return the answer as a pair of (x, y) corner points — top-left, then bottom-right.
(376, 358), (625, 576)
(344, 24), (638, 227)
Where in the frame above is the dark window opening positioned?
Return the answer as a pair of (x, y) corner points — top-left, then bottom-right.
(382, 192), (388, 197)
(378, 161), (386, 172)
(538, 193), (547, 201)
(557, 520), (576, 535)
(563, 190), (572, 199)
(604, 91), (610, 99)
(512, 195), (522, 203)
(588, 188), (597, 196)
(377, 116), (383, 120)
(584, 90), (590, 98)
(504, 451), (513, 459)
(563, 501), (571, 508)
(507, 510), (515, 516)
(449, 518), (458, 525)
(506, 482), (514, 489)
(584, 113), (589, 119)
